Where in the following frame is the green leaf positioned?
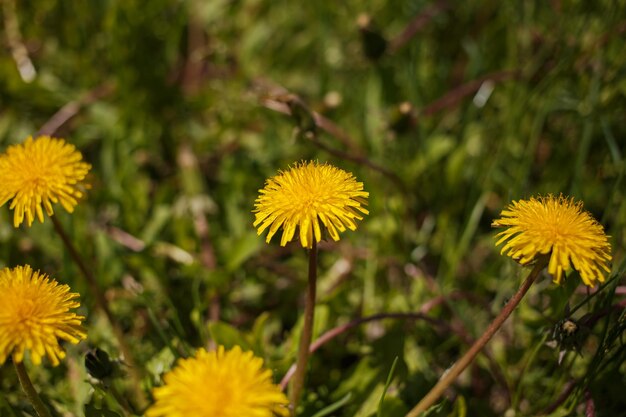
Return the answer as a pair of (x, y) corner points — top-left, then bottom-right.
(311, 393), (353, 417)
(225, 231), (263, 272)
(145, 344), (177, 379)
(208, 321), (251, 350)
(250, 312), (271, 352)
(84, 404), (122, 417)
(140, 205), (172, 245)
(0, 395), (19, 417)
(377, 356), (399, 417)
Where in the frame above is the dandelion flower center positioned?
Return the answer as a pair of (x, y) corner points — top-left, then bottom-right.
(0, 135), (91, 227)
(146, 346), (289, 417)
(492, 195), (611, 286)
(253, 161), (369, 248)
(0, 265), (87, 366)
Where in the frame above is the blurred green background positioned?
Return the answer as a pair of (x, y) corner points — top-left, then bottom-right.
(1, 0), (625, 416)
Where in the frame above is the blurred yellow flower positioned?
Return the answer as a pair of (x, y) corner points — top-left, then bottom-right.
(0, 135), (91, 227)
(253, 161), (369, 248)
(0, 265), (87, 366)
(147, 346), (289, 417)
(492, 195), (611, 286)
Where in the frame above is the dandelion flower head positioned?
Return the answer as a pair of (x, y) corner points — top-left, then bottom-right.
(146, 345), (289, 417)
(253, 161), (369, 248)
(492, 195), (611, 286)
(0, 135), (91, 227)
(0, 265), (87, 366)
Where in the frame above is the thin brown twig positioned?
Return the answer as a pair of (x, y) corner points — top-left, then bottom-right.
(307, 134), (407, 190)
(2, 0), (36, 83)
(583, 298), (626, 328)
(181, 0), (206, 95)
(261, 92), (362, 152)
(260, 70), (519, 191)
(278, 289), (512, 403)
(539, 379), (577, 415)
(280, 311), (451, 390)
(37, 83), (114, 137)
(413, 267), (512, 401)
(380, 70), (519, 137)
(418, 70), (520, 119)
(574, 20), (626, 72)
(419, 291), (512, 405)
(311, 111), (361, 152)
(106, 225), (146, 252)
(585, 389), (596, 417)
(261, 95), (406, 190)
(406, 260), (547, 417)
(448, 318), (512, 402)
(418, 291), (490, 314)
(388, 0), (450, 54)
(50, 216), (147, 409)
(612, 285), (625, 295)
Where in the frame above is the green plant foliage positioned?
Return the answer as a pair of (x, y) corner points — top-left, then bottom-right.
(0, 0), (624, 416)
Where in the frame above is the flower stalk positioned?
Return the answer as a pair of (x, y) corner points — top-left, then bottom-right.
(289, 240), (318, 414)
(405, 258), (547, 417)
(14, 361), (53, 417)
(253, 161), (368, 414)
(50, 215), (147, 408)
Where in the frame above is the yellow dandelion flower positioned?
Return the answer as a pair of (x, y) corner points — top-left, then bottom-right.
(253, 161), (369, 248)
(146, 346), (289, 417)
(492, 195), (612, 286)
(0, 135), (91, 227)
(0, 265), (87, 366)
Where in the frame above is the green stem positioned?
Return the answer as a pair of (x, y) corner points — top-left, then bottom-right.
(289, 239), (318, 415)
(405, 260), (547, 417)
(512, 332), (548, 409)
(14, 361), (53, 417)
(50, 215), (147, 409)
(107, 382), (136, 417)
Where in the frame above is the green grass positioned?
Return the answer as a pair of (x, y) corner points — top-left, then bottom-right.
(1, 0), (625, 416)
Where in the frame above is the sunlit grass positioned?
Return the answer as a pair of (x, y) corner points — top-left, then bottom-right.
(0, 1), (624, 416)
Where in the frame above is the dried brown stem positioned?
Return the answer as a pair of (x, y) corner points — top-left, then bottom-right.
(388, 0), (450, 54)
(2, 0), (36, 82)
(280, 311), (450, 390)
(261, 94), (406, 190)
(405, 260), (546, 417)
(421, 291), (511, 405)
(51, 216), (147, 409)
(306, 134), (406, 190)
(261, 71), (519, 191)
(289, 241), (318, 414)
(585, 389), (596, 417)
(37, 83), (114, 137)
(419, 70), (519, 118)
(539, 379), (577, 415)
(181, 0), (206, 94)
(106, 226), (147, 252)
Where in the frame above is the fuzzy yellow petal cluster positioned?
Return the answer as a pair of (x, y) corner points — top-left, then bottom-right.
(0, 265), (87, 366)
(0, 136), (91, 227)
(492, 195), (611, 286)
(253, 161), (369, 248)
(146, 346), (289, 417)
